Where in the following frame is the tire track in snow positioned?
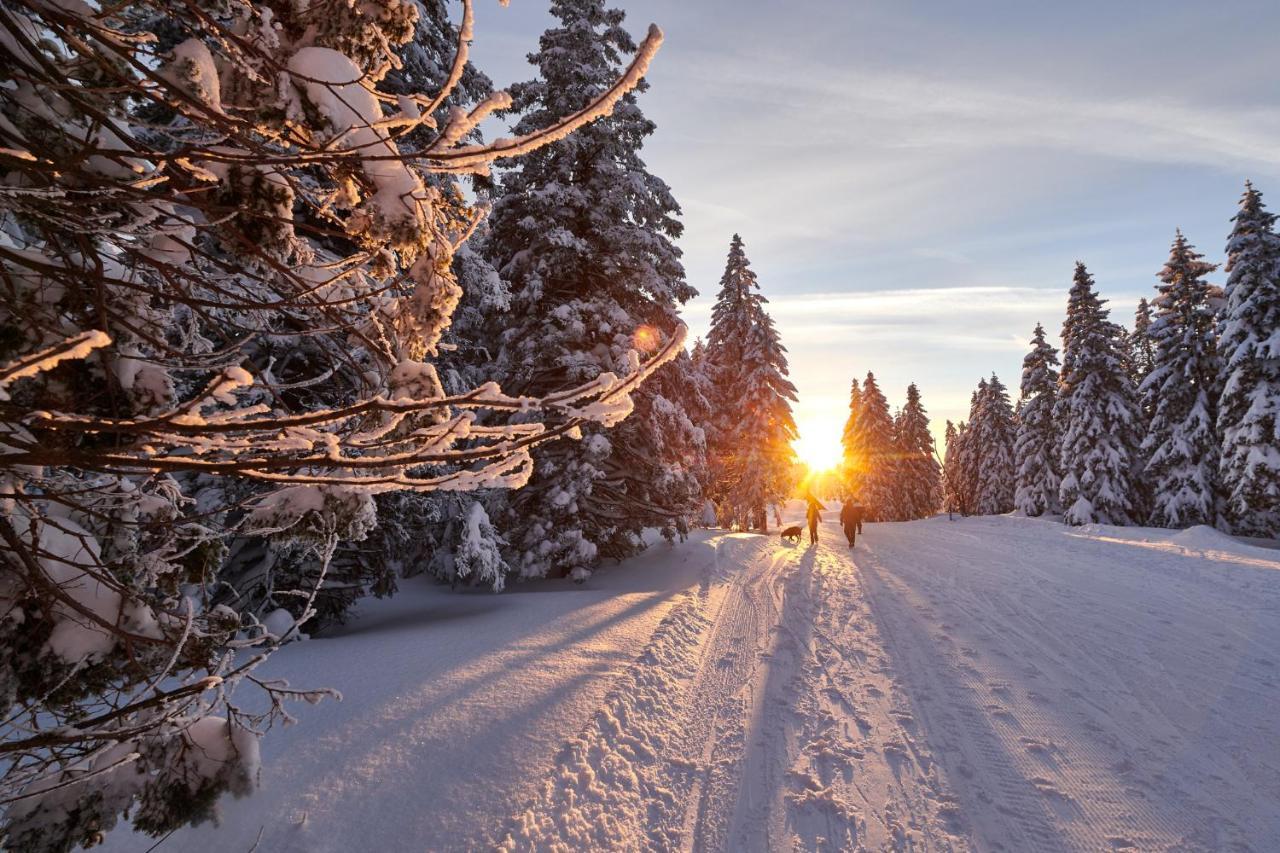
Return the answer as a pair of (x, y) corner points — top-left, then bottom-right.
(495, 533), (798, 852)
(497, 516), (1280, 851)
(773, 532), (967, 852)
(675, 537), (795, 851)
(858, 539), (1067, 852)
(857, 517), (1280, 852)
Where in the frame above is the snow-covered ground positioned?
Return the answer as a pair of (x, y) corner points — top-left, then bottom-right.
(103, 510), (1280, 852)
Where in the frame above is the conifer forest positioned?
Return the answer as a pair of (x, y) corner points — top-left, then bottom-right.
(1, 1), (1278, 850)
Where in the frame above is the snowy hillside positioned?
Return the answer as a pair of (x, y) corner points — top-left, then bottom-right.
(99, 510), (1280, 851)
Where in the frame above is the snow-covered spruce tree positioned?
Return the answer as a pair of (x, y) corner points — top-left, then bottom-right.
(595, 346), (709, 548)
(840, 376), (864, 497)
(955, 382), (986, 515)
(1130, 298), (1157, 395)
(942, 420), (962, 514)
(973, 374), (1016, 515)
(703, 235), (798, 530)
(952, 419), (979, 516)
(846, 372), (897, 521)
(894, 384), (942, 519)
(483, 0), (699, 579)
(1139, 231), (1222, 529)
(887, 406), (908, 520)
(1013, 323), (1061, 517)
(689, 337), (724, 527)
(1056, 263), (1142, 525)
(0, 0), (673, 845)
(1217, 183), (1280, 536)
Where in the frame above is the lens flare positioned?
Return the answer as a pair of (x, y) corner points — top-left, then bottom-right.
(633, 324), (661, 352)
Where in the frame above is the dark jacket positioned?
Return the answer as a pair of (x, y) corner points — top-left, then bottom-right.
(840, 502), (864, 526)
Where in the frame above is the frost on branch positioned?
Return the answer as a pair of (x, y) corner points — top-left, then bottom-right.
(0, 0), (672, 845)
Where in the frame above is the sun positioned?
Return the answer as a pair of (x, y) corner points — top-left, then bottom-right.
(793, 418), (843, 473)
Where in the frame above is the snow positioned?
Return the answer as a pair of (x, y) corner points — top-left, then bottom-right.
(287, 47), (426, 227)
(0, 515), (163, 663)
(99, 511), (1280, 851)
(261, 607), (303, 642)
(164, 39), (223, 115)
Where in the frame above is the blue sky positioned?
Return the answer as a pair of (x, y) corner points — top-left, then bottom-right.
(468, 0), (1280, 458)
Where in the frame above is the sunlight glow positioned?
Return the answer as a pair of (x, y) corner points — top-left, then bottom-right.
(793, 418), (843, 473)
(632, 324), (661, 353)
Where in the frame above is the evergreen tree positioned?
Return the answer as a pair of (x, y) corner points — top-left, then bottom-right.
(484, 0), (698, 578)
(1141, 231), (1222, 528)
(894, 384), (943, 519)
(942, 420), (961, 514)
(1217, 183), (1280, 536)
(949, 419), (978, 516)
(1013, 324), (1061, 517)
(598, 347), (709, 549)
(846, 372), (897, 521)
(1056, 263), (1142, 525)
(957, 382), (986, 515)
(1130, 298), (1157, 393)
(887, 407), (908, 520)
(974, 374), (1017, 515)
(840, 376), (864, 497)
(703, 236), (798, 530)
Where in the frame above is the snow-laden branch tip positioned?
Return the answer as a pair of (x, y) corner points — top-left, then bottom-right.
(13, 324), (688, 487)
(427, 24), (664, 173)
(0, 330), (111, 401)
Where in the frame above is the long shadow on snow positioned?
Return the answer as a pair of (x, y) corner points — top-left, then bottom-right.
(856, 544), (1068, 850)
(243, 567), (714, 849)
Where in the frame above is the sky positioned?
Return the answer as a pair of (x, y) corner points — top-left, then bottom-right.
(467, 0), (1280, 462)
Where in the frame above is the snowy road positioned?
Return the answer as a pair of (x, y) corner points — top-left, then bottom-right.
(104, 513), (1280, 852)
(500, 513), (1280, 852)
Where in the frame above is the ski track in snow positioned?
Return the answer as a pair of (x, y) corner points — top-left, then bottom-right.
(101, 512), (1280, 852)
(495, 512), (1280, 853)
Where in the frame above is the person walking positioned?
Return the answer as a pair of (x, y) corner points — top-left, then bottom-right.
(805, 493), (826, 545)
(840, 498), (865, 547)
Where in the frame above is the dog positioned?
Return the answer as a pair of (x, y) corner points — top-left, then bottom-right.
(780, 525), (803, 544)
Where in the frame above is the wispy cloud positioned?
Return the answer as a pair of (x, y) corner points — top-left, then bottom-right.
(666, 50), (1280, 174)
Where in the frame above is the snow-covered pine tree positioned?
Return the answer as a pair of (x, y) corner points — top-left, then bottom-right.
(956, 382), (986, 516)
(597, 345), (709, 548)
(1056, 263), (1142, 525)
(1013, 324), (1061, 517)
(1139, 231), (1222, 528)
(703, 235), (799, 530)
(894, 384), (942, 519)
(1217, 183), (1280, 536)
(0, 0), (672, 843)
(846, 372), (897, 521)
(886, 406), (908, 520)
(840, 376), (864, 497)
(973, 374), (1016, 515)
(483, 0), (699, 579)
(942, 420), (962, 515)
(1130, 298), (1157, 394)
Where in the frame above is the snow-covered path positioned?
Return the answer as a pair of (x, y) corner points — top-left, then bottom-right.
(103, 513), (1280, 852)
(856, 517), (1280, 851)
(499, 513), (1280, 852)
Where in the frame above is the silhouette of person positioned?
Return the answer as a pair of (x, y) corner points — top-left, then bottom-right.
(805, 493), (826, 545)
(841, 499), (865, 547)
